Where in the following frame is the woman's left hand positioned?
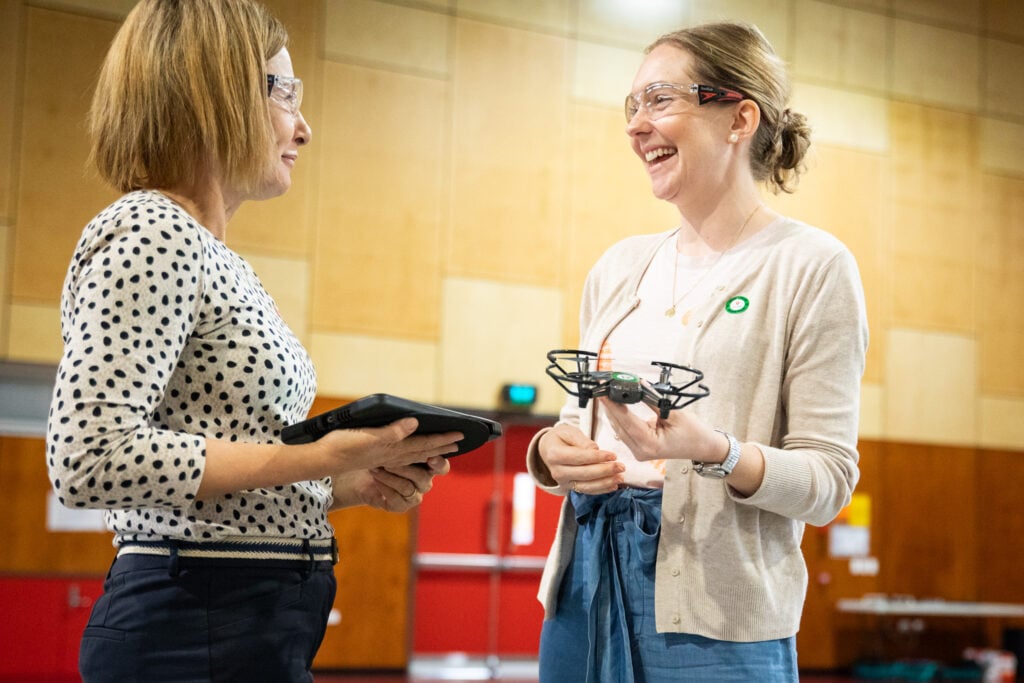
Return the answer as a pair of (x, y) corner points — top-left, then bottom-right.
(598, 397), (721, 463)
(332, 456), (451, 512)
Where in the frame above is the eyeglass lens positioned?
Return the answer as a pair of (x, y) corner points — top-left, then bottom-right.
(267, 75), (303, 114)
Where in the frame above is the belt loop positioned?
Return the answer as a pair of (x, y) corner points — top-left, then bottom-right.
(331, 537), (339, 565)
(167, 540), (181, 578)
(302, 538), (314, 576)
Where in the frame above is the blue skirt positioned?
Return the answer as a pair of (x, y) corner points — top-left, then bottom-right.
(538, 488), (798, 683)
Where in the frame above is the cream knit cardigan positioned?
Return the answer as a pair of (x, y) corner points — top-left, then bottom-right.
(527, 218), (869, 642)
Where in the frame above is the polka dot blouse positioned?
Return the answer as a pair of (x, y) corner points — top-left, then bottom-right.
(46, 190), (328, 543)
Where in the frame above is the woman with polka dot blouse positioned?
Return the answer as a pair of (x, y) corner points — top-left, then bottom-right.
(45, 1), (460, 680)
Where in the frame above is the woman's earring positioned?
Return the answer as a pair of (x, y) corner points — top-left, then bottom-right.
(728, 132), (739, 143)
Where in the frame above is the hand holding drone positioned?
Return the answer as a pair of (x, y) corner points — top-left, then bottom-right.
(545, 349), (710, 419)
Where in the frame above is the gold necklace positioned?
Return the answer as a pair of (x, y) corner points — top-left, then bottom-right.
(664, 203), (762, 318)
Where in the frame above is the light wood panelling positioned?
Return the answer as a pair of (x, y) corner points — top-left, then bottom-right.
(889, 102), (979, 333)
(438, 277), (562, 412)
(238, 251), (310, 345)
(29, 0), (136, 19)
(859, 382), (884, 438)
(983, 38), (1024, 119)
(977, 173), (1024, 396)
(7, 302), (61, 363)
(793, 1), (889, 92)
(0, 0), (21, 223)
(891, 19), (980, 111)
(979, 396), (1024, 449)
(0, 224), (9, 357)
(572, 41), (643, 109)
(447, 19), (568, 287)
(766, 145), (889, 384)
(576, 0), (686, 48)
(325, 0), (451, 77)
(885, 328), (977, 445)
(895, 0), (982, 31)
(12, 8), (118, 304)
(791, 83), (889, 152)
(457, 0), (571, 35)
(311, 63), (447, 339)
(979, 118), (1024, 177)
(309, 332), (438, 402)
(691, 0), (792, 59)
(563, 103), (678, 346)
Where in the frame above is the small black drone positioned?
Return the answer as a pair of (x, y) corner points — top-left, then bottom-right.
(545, 349), (710, 419)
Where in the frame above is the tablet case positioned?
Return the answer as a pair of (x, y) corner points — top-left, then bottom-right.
(281, 393), (502, 457)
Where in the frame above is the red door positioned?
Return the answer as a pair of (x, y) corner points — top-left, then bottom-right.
(411, 419), (561, 658)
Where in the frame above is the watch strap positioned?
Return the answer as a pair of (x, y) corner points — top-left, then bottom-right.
(693, 430), (741, 478)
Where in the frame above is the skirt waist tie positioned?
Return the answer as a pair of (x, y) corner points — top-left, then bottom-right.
(570, 488), (663, 683)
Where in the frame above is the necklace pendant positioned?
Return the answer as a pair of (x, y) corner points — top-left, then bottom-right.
(664, 306), (676, 318)
(680, 309), (692, 326)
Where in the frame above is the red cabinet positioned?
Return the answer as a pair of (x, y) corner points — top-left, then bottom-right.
(411, 419), (562, 659)
(0, 576), (103, 680)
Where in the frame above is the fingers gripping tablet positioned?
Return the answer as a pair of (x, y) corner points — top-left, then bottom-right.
(281, 393), (502, 457)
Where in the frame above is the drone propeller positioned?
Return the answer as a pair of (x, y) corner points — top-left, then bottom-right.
(648, 360), (710, 418)
(545, 349), (605, 408)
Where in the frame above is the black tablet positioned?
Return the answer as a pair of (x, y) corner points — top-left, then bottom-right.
(281, 393), (502, 457)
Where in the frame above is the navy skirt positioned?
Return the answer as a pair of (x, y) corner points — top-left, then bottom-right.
(79, 552), (337, 682)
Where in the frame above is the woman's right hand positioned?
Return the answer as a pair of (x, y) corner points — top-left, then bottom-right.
(316, 417), (462, 473)
(538, 424), (624, 495)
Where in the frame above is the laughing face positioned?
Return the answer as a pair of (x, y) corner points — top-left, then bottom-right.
(626, 44), (739, 209)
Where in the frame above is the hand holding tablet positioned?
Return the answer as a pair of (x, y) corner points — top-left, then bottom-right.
(282, 393), (502, 458)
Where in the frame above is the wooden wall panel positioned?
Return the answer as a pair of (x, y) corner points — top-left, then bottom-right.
(877, 442), (979, 600)
(311, 63), (447, 339)
(977, 173), (1024, 397)
(973, 448), (1024, 604)
(447, 18), (568, 287)
(889, 102), (979, 334)
(11, 7), (118, 304)
(0, 436), (113, 575)
(0, 0), (22, 223)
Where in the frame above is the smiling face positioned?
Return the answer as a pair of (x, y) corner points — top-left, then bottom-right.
(256, 48), (311, 200)
(626, 44), (740, 209)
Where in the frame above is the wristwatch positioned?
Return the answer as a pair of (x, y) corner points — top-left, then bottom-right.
(693, 430), (741, 478)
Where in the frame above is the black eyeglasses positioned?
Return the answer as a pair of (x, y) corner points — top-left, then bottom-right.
(266, 74), (303, 115)
(625, 82), (745, 122)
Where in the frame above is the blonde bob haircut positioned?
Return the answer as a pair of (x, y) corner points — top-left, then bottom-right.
(89, 0), (288, 194)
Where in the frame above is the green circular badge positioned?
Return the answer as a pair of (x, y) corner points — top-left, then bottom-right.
(725, 296), (749, 313)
